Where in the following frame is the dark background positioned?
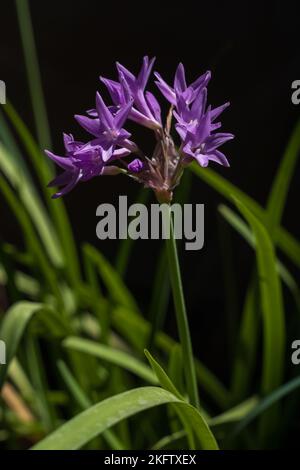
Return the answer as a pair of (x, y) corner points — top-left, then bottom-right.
(1, 0), (300, 384)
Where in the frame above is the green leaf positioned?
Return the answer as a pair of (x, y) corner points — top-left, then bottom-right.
(266, 119), (300, 230)
(144, 350), (218, 450)
(15, 0), (52, 149)
(82, 244), (139, 311)
(63, 337), (157, 385)
(219, 204), (300, 308)
(190, 163), (300, 268)
(209, 396), (259, 427)
(0, 302), (43, 388)
(233, 198), (286, 439)
(233, 199), (286, 394)
(151, 430), (186, 450)
(3, 102), (81, 285)
(144, 350), (183, 399)
(232, 375), (300, 437)
(57, 360), (125, 450)
(31, 387), (180, 450)
(32, 386), (218, 450)
(0, 142), (63, 267)
(113, 306), (230, 409)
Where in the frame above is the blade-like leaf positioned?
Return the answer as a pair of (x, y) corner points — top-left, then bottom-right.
(190, 163), (300, 267)
(0, 142), (63, 267)
(266, 119), (300, 230)
(82, 244), (139, 312)
(63, 337), (157, 385)
(219, 204), (300, 308)
(32, 386), (218, 450)
(234, 198), (286, 440)
(113, 306), (230, 409)
(145, 350), (218, 450)
(0, 302), (42, 388)
(232, 375), (300, 437)
(233, 199), (286, 394)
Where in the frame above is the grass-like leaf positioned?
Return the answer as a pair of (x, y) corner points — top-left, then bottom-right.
(113, 306), (230, 409)
(0, 302), (47, 388)
(63, 337), (157, 385)
(82, 243), (139, 312)
(145, 350), (218, 450)
(232, 375), (300, 437)
(234, 198), (286, 440)
(32, 386), (218, 450)
(190, 163), (300, 268)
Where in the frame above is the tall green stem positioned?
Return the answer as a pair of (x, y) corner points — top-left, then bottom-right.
(164, 206), (199, 409)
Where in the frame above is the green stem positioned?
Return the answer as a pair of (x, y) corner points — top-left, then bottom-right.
(164, 206), (199, 409)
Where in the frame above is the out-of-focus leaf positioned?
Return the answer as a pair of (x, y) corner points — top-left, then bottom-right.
(63, 337), (157, 385)
(190, 163), (300, 267)
(0, 302), (42, 388)
(219, 204), (300, 308)
(57, 360), (125, 450)
(0, 142), (63, 267)
(266, 119), (300, 230)
(15, 0), (52, 150)
(82, 244), (139, 312)
(209, 396), (259, 426)
(232, 375), (300, 437)
(234, 198), (286, 438)
(3, 102), (81, 285)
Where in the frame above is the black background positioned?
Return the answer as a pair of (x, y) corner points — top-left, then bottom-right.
(1, 0), (300, 385)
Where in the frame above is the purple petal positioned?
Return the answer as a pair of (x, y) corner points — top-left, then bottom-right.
(190, 70), (211, 92)
(100, 77), (124, 105)
(205, 132), (234, 152)
(211, 102), (230, 121)
(154, 72), (176, 105)
(75, 115), (100, 137)
(191, 87), (207, 120)
(45, 150), (74, 171)
(114, 100), (133, 129)
(194, 152), (209, 167)
(96, 92), (114, 129)
(128, 158), (144, 173)
(52, 170), (81, 198)
(101, 145), (114, 163)
(113, 147), (131, 158)
(145, 91), (161, 123)
(116, 62), (135, 89)
(174, 63), (187, 93)
(192, 107), (212, 144)
(207, 150), (230, 167)
(48, 170), (73, 188)
(137, 56), (155, 91)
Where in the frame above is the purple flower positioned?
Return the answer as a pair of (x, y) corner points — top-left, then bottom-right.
(100, 56), (162, 130)
(180, 107), (234, 167)
(45, 134), (129, 198)
(155, 63), (211, 107)
(45, 59), (234, 200)
(75, 94), (135, 159)
(128, 158), (144, 173)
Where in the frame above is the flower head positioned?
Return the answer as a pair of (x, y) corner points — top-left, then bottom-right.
(45, 58), (234, 201)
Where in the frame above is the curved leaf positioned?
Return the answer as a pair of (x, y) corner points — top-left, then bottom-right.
(32, 386), (218, 450)
(63, 337), (157, 385)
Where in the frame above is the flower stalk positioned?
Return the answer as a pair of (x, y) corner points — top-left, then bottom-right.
(164, 205), (200, 409)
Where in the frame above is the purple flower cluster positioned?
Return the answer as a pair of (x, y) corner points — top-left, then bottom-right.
(46, 57), (233, 201)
